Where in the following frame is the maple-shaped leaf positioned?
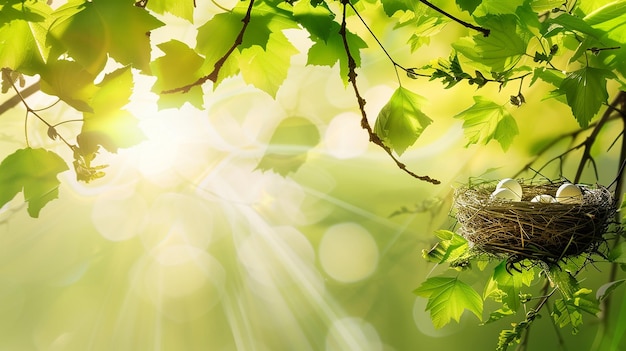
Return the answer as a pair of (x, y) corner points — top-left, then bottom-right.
(48, 0), (164, 74)
(552, 288), (600, 334)
(456, 0), (482, 14)
(374, 87), (432, 155)
(292, 0), (335, 42)
(77, 66), (144, 155)
(256, 117), (320, 176)
(560, 67), (612, 127)
(39, 59), (98, 112)
(414, 276), (483, 328)
(307, 22), (367, 85)
(454, 96), (519, 151)
(473, 0), (525, 16)
(381, 0), (412, 17)
(453, 15), (531, 72)
(238, 31), (298, 97)
(146, 0), (194, 22)
(0, 0), (52, 75)
(195, 11), (242, 85)
(483, 261), (535, 311)
(422, 230), (469, 264)
(151, 40), (206, 109)
(240, 1), (298, 50)
(0, 148), (68, 218)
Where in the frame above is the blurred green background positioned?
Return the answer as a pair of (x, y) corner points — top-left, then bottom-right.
(1, 2), (626, 350)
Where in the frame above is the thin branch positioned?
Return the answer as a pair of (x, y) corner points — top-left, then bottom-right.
(516, 281), (557, 351)
(573, 94), (625, 183)
(418, 0), (490, 37)
(0, 81), (40, 116)
(339, 0), (440, 184)
(162, 0), (256, 94)
(513, 115), (620, 178)
(597, 91), (626, 340)
(2, 70), (75, 150)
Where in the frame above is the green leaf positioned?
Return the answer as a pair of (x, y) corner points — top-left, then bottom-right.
(456, 0), (482, 14)
(584, 1), (626, 42)
(0, 0), (52, 75)
(78, 66), (144, 154)
(609, 241), (626, 264)
(414, 276), (483, 328)
(402, 7), (450, 52)
(548, 265), (579, 300)
(151, 40), (206, 109)
(552, 288), (600, 334)
(306, 22), (367, 85)
(545, 13), (605, 39)
(453, 15), (530, 72)
(473, 0), (525, 16)
(530, 66), (565, 87)
(531, 0), (564, 12)
(596, 279), (626, 302)
(484, 261), (535, 311)
(0, 148), (68, 218)
(39, 59), (98, 112)
(146, 0), (194, 22)
(560, 67), (612, 127)
(49, 0), (164, 74)
(293, 0), (335, 42)
(482, 307), (515, 325)
(238, 30), (298, 97)
(240, 1), (297, 50)
(196, 11), (242, 83)
(422, 230), (469, 264)
(374, 87), (433, 155)
(381, 0), (412, 17)
(453, 96), (519, 151)
(256, 117), (320, 176)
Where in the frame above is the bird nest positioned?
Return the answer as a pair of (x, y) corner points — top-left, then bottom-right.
(454, 181), (616, 264)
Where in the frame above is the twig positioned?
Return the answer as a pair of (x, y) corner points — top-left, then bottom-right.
(0, 81), (40, 116)
(2, 70), (75, 150)
(513, 115), (620, 178)
(418, 0), (490, 37)
(598, 91), (626, 336)
(573, 94), (626, 183)
(546, 303), (569, 351)
(162, 0), (256, 94)
(339, 0), (440, 184)
(515, 281), (557, 351)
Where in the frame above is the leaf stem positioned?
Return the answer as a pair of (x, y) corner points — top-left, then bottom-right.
(339, 0), (440, 184)
(162, 0), (256, 94)
(2, 71), (75, 150)
(345, 2), (424, 83)
(418, 0), (490, 37)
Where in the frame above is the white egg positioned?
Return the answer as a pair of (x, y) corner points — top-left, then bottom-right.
(556, 183), (583, 204)
(531, 194), (557, 203)
(491, 188), (520, 202)
(496, 178), (523, 200)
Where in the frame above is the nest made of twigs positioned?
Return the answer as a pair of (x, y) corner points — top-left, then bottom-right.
(454, 180), (616, 264)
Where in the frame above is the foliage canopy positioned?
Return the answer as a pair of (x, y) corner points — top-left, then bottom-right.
(2, 0), (626, 349)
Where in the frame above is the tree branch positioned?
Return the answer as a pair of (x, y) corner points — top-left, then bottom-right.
(0, 81), (40, 116)
(340, 0), (440, 184)
(418, 0), (490, 37)
(574, 93), (626, 183)
(162, 0), (255, 94)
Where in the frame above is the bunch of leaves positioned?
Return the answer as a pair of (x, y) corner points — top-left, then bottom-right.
(414, 229), (622, 350)
(0, 0), (624, 223)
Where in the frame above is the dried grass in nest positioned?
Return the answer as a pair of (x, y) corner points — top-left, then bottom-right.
(454, 181), (616, 265)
